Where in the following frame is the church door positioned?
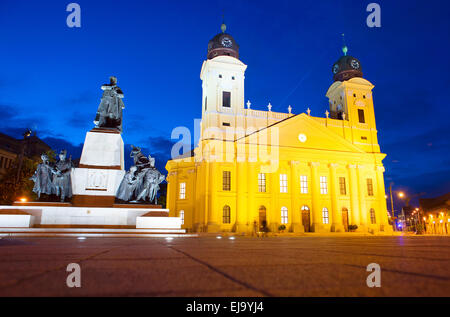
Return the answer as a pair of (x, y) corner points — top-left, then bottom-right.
(302, 209), (311, 232)
(342, 208), (349, 232)
(259, 206), (267, 231)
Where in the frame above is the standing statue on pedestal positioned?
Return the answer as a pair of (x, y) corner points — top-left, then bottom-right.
(52, 150), (73, 202)
(30, 154), (55, 199)
(94, 76), (125, 132)
(116, 146), (165, 204)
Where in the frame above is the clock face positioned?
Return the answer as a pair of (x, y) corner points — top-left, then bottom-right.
(333, 64), (339, 74)
(298, 133), (307, 143)
(350, 59), (360, 69)
(221, 37), (232, 48)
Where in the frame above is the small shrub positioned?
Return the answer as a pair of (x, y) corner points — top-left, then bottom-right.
(278, 225), (286, 232)
(348, 224), (358, 231)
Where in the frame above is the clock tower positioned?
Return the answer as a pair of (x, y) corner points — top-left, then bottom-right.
(326, 44), (380, 153)
(200, 23), (248, 142)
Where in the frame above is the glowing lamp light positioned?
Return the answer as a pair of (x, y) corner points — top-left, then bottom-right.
(229, 236), (235, 240)
(19, 198), (27, 202)
(165, 237), (174, 241)
(423, 217), (426, 221)
(398, 192), (404, 198)
(77, 237), (86, 240)
(216, 236), (222, 239)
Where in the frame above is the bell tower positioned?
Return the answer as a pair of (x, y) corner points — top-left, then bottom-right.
(326, 41), (380, 153)
(200, 23), (247, 141)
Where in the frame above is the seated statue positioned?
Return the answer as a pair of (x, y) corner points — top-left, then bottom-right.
(94, 76), (125, 132)
(116, 146), (165, 204)
(116, 166), (139, 201)
(30, 153), (55, 199)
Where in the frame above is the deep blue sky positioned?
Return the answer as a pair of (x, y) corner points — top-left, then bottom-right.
(1, 0), (449, 209)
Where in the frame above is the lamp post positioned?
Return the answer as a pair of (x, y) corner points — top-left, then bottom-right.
(15, 129), (32, 193)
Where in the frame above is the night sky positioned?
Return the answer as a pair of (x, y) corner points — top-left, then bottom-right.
(0, 0), (449, 208)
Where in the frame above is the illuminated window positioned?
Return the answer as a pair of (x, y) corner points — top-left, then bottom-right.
(320, 176), (328, 194)
(222, 91), (231, 108)
(281, 207), (288, 224)
(300, 175), (308, 194)
(339, 177), (346, 195)
(370, 208), (376, 224)
(223, 171), (231, 191)
(258, 173), (266, 192)
(367, 178), (374, 196)
(280, 174), (288, 193)
(322, 207), (329, 224)
(223, 205), (231, 224)
(179, 210), (184, 224)
(179, 182), (186, 199)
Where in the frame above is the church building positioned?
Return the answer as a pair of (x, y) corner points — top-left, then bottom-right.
(165, 24), (392, 234)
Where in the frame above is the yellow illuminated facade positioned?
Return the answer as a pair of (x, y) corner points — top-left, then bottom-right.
(166, 27), (392, 234)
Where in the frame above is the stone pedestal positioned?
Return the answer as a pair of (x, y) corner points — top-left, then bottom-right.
(71, 128), (125, 207)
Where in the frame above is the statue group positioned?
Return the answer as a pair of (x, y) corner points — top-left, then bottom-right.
(30, 77), (165, 205)
(30, 150), (73, 202)
(116, 146), (165, 204)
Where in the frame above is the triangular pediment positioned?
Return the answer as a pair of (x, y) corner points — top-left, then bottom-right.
(240, 113), (365, 154)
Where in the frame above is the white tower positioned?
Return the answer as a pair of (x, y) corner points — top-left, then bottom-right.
(200, 23), (247, 141)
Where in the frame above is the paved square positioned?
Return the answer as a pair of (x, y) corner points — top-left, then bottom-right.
(0, 235), (449, 296)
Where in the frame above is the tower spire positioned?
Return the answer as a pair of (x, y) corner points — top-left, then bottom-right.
(341, 33), (348, 56)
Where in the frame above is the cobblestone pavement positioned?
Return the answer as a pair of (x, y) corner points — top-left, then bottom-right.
(0, 235), (449, 296)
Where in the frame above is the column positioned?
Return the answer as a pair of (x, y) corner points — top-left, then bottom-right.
(207, 161), (220, 232)
(247, 161), (257, 233)
(357, 165), (368, 231)
(348, 164), (361, 227)
(290, 161), (303, 232)
(236, 160), (248, 233)
(376, 165), (393, 232)
(309, 162), (322, 232)
(329, 163), (343, 232)
(193, 163), (203, 231)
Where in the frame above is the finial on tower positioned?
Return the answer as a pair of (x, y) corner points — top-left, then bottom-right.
(341, 33), (348, 56)
(221, 14), (227, 33)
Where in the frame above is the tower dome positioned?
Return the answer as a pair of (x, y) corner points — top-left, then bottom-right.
(207, 23), (239, 60)
(332, 37), (363, 82)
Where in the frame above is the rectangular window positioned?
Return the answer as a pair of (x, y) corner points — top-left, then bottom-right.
(300, 175), (308, 194)
(179, 210), (185, 225)
(179, 182), (186, 199)
(339, 177), (346, 195)
(367, 178), (374, 196)
(223, 206), (231, 224)
(281, 207), (288, 224)
(320, 176), (328, 194)
(223, 171), (231, 191)
(222, 91), (231, 108)
(322, 208), (329, 224)
(280, 174), (288, 193)
(204, 97), (207, 111)
(222, 122), (230, 127)
(358, 109), (365, 123)
(258, 173), (266, 192)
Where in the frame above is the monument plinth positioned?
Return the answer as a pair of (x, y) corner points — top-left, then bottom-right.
(71, 128), (125, 207)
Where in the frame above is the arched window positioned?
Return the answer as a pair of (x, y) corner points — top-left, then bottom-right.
(370, 208), (376, 224)
(179, 210), (184, 225)
(301, 205), (309, 211)
(322, 207), (329, 224)
(281, 207), (288, 224)
(223, 205), (231, 224)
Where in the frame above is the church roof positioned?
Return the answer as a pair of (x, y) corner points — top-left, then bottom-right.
(207, 23), (239, 60)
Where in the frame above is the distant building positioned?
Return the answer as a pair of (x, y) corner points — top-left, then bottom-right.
(0, 132), (51, 177)
(165, 24), (392, 234)
(420, 192), (450, 234)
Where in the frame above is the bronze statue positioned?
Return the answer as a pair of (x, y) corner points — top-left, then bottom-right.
(52, 150), (73, 202)
(116, 146), (165, 204)
(94, 76), (125, 132)
(30, 154), (55, 199)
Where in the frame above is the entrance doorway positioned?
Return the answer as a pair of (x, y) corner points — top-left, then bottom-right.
(342, 208), (349, 232)
(259, 206), (267, 231)
(301, 205), (311, 232)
